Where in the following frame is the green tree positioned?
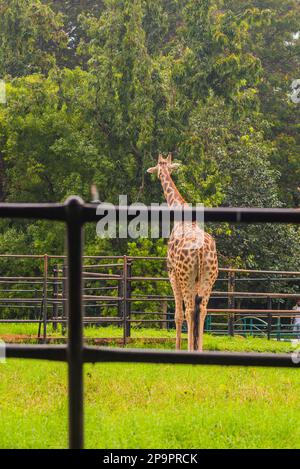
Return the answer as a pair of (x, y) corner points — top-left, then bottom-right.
(0, 70), (97, 202)
(79, 0), (158, 203)
(223, 0), (300, 206)
(0, 0), (68, 77)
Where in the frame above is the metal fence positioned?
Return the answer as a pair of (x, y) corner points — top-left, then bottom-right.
(2, 198), (300, 449)
(1, 254), (300, 342)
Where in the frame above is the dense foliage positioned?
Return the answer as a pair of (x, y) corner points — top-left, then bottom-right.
(0, 0), (300, 273)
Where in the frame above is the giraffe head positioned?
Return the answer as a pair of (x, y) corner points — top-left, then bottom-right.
(147, 153), (181, 178)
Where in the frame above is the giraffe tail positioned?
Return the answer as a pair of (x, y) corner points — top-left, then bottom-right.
(193, 294), (201, 350)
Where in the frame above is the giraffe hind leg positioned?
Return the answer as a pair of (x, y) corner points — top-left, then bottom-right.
(193, 294), (201, 351)
(197, 296), (210, 352)
(169, 270), (183, 350)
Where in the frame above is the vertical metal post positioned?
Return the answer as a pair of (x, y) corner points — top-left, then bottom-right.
(250, 317), (253, 336)
(117, 268), (123, 320)
(162, 300), (167, 329)
(228, 271), (235, 336)
(276, 302), (281, 341)
(277, 316), (281, 341)
(34, 288), (39, 337)
(267, 313), (272, 340)
(267, 278), (272, 310)
(43, 254), (48, 343)
(242, 317), (246, 336)
(205, 314), (211, 332)
(126, 260), (132, 338)
(66, 196), (84, 450)
(53, 264), (58, 331)
(37, 290), (43, 339)
(123, 255), (128, 346)
(267, 279), (272, 340)
(62, 263), (67, 335)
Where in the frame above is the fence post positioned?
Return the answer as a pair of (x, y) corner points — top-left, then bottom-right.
(227, 271), (235, 336)
(267, 313), (272, 340)
(62, 263), (67, 335)
(162, 300), (168, 329)
(117, 267), (123, 321)
(66, 196), (84, 450)
(34, 286), (38, 323)
(52, 264), (58, 331)
(250, 317), (253, 336)
(123, 255), (128, 346)
(43, 254), (48, 343)
(276, 316), (281, 341)
(205, 314), (211, 332)
(126, 260), (132, 338)
(37, 289), (43, 339)
(267, 278), (272, 340)
(276, 302), (281, 341)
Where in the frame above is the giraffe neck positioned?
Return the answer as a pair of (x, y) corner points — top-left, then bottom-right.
(159, 169), (186, 207)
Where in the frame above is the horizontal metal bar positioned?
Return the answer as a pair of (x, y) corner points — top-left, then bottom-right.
(0, 318), (122, 324)
(126, 297), (297, 302)
(127, 276), (300, 283)
(6, 344), (67, 361)
(233, 277), (300, 282)
(128, 291), (300, 299)
(56, 295), (121, 301)
(0, 254), (45, 258)
(0, 277), (44, 281)
(0, 298), (43, 303)
(0, 203), (66, 220)
(0, 305), (38, 308)
(5, 345), (300, 368)
(1, 255), (300, 276)
(2, 202), (300, 224)
(0, 289), (41, 292)
(83, 347), (300, 367)
(82, 264), (121, 269)
(207, 309), (300, 314)
(0, 319), (44, 323)
(0, 254), (123, 260)
(220, 268), (300, 275)
(81, 204), (300, 224)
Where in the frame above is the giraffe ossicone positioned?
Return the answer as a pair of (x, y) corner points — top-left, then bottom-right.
(147, 153), (218, 352)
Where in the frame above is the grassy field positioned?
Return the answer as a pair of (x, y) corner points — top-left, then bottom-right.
(0, 323), (296, 353)
(1, 334), (300, 449)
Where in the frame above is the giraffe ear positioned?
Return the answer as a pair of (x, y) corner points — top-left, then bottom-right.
(167, 153), (172, 163)
(158, 153), (163, 163)
(147, 166), (158, 174)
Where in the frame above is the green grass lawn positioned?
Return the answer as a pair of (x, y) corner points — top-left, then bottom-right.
(0, 334), (300, 449)
(0, 322), (296, 353)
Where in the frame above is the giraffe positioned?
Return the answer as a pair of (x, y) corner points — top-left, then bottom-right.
(147, 153), (218, 352)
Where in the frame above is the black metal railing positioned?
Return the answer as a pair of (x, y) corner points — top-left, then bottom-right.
(1, 254), (300, 341)
(2, 197), (300, 449)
